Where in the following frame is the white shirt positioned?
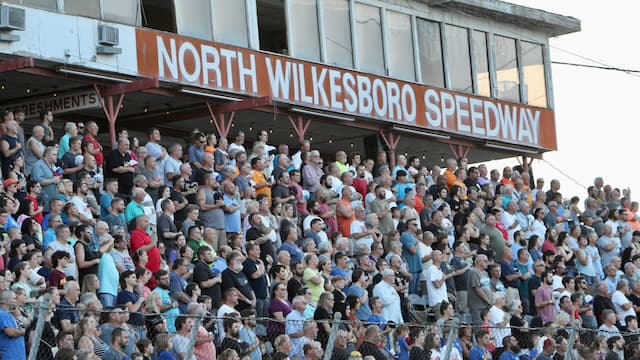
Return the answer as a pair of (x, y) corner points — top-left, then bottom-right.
(501, 211), (520, 245)
(70, 195), (93, 220)
(489, 305), (511, 348)
(612, 290), (635, 326)
(217, 304), (240, 343)
(530, 219), (547, 240)
(426, 263), (447, 307)
(48, 241), (78, 280)
(417, 241), (433, 281)
(373, 280), (403, 324)
(350, 219), (373, 250)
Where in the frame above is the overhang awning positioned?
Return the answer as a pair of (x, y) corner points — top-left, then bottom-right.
(425, 0), (581, 36)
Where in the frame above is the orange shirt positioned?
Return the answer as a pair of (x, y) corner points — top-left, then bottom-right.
(452, 180), (468, 201)
(251, 169), (271, 203)
(444, 169), (456, 190)
(337, 198), (355, 237)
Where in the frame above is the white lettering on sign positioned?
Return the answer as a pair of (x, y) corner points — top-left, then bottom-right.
(0, 90), (100, 119)
(143, 31), (550, 149)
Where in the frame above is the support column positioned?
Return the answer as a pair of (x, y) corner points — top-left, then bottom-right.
(206, 102), (235, 138)
(379, 131), (400, 169)
(93, 78), (159, 146)
(448, 144), (471, 162)
(205, 96), (272, 138)
(288, 115), (311, 144)
(93, 84), (124, 147)
(521, 155), (535, 173)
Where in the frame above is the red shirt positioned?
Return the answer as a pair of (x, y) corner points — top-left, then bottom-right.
(352, 178), (368, 199)
(130, 228), (160, 274)
(25, 195), (43, 224)
(82, 135), (103, 166)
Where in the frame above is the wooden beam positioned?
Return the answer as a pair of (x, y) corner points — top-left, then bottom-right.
(0, 57), (34, 73)
(210, 96), (272, 113)
(100, 77), (160, 97)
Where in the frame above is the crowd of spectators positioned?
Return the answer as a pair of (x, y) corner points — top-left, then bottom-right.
(0, 108), (639, 360)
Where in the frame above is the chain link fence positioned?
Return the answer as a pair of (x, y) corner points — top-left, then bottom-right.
(13, 300), (640, 360)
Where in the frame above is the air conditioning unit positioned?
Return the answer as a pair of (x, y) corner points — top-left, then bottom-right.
(0, 5), (25, 31)
(98, 24), (119, 46)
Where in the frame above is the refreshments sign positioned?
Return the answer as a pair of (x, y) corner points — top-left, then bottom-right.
(136, 28), (556, 150)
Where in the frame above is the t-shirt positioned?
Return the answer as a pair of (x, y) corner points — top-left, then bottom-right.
(105, 150), (134, 195)
(467, 268), (491, 311)
(612, 290), (635, 326)
(222, 269), (253, 309)
(0, 308), (25, 359)
(116, 290), (144, 326)
(304, 268), (324, 303)
(98, 252), (118, 296)
(427, 264), (447, 307)
(243, 258), (268, 300)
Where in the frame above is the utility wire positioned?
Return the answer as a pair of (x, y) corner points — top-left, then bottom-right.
(551, 61), (640, 74)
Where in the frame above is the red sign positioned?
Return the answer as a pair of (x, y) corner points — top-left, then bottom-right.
(136, 28), (557, 150)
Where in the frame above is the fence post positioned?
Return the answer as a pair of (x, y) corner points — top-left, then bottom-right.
(564, 319), (580, 360)
(28, 297), (49, 360)
(184, 308), (205, 360)
(441, 318), (460, 360)
(323, 312), (342, 360)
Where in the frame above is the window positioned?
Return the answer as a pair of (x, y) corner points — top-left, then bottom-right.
(444, 25), (472, 92)
(323, 0), (352, 68)
(387, 11), (415, 81)
(212, 0), (249, 47)
(257, 0), (287, 54)
(472, 31), (491, 97)
(141, 0), (175, 32)
(289, 0), (320, 61)
(175, 0), (212, 40)
(493, 35), (520, 102)
(521, 41), (547, 107)
(21, 0), (57, 11)
(355, 3), (384, 75)
(417, 18), (444, 88)
(64, 0), (100, 18)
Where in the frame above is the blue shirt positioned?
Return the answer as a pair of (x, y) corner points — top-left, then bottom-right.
(98, 252), (119, 296)
(0, 308), (25, 359)
(499, 351), (520, 360)
(153, 288), (180, 332)
(349, 285), (371, 321)
(279, 241), (304, 264)
(469, 346), (492, 360)
(223, 193), (242, 233)
(100, 193), (114, 219)
(400, 232), (421, 273)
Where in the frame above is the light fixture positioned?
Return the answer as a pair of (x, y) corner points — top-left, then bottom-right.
(143, 105), (149, 113)
(289, 107), (354, 122)
(269, 128), (273, 134)
(289, 132), (294, 138)
(422, 154), (426, 160)
(1, 83), (5, 91)
(440, 154), (444, 163)
(485, 142), (539, 155)
(57, 66), (132, 83)
(248, 123), (254, 132)
(179, 88), (241, 102)
(25, 86), (30, 94)
(328, 138), (333, 144)
(309, 136), (313, 142)
(391, 126), (450, 140)
(349, 142), (354, 148)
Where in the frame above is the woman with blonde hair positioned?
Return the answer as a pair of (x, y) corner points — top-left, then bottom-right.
(81, 273), (100, 295)
(76, 316), (109, 358)
(302, 253), (324, 304)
